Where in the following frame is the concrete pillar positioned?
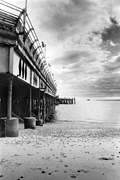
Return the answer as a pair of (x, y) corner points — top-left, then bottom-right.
(29, 88), (32, 117)
(7, 75), (13, 120)
(47, 95), (49, 119)
(36, 89), (43, 126)
(43, 92), (45, 124)
(29, 69), (32, 117)
(38, 90), (41, 120)
(46, 94), (48, 119)
(8, 47), (14, 74)
(52, 97), (55, 113)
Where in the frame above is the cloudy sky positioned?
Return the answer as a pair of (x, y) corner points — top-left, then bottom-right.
(2, 0), (120, 98)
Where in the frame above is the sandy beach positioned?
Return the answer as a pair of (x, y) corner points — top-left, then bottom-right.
(0, 120), (120, 180)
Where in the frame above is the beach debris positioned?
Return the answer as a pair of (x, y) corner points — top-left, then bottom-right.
(77, 169), (89, 173)
(27, 153), (33, 156)
(30, 167), (42, 170)
(18, 176), (25, 180)
(14, 154), (19, 156)
(64, 170), (67, 173)
(0, 175), (3, 178)
(99, 157), (114, 160)
(85, 151), (90, 154)
(71, 175), (76, 178)
(41, 170), (46, 173)
(55, 170), (58, 172)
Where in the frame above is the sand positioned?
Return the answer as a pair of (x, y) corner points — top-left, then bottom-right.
(0, 120), (120, 180)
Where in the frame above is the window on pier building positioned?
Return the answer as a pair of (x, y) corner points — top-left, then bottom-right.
(33, 72), (38, 86)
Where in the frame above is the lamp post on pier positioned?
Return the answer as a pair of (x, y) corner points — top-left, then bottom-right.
(23, 0), (27, 42)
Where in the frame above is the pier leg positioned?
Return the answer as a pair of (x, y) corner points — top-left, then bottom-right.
(5, 75), (19, 137)
(7, 75), (13, 120)
(24, 88), (36, 129)
(36, 90), (43, 126)
(46, 94), (48, 121)
(29, 88), (32, 117)
(38, 90), (40, 120)
(43, 92), (45, 124)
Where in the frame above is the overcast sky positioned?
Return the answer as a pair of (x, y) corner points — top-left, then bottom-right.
(3, 0), (120, 99)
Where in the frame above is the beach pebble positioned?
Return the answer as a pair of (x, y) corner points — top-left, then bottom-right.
(42, 171), (46, 173)
(64, 170), (67, 173)
(71, 175), (76, 178)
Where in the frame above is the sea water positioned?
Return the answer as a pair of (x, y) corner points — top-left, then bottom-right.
(55, 100), (120, 126)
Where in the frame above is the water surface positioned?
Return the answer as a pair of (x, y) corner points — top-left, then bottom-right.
(56, 100), (120, 126)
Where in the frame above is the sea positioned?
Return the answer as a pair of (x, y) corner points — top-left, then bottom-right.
(55, 100), (120, 126)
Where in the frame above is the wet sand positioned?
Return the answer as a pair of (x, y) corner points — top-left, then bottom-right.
(0, 121), (120, 180)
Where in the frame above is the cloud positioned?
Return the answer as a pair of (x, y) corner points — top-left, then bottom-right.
(28, 0), (120, 98)
(37, 0), (96, 36)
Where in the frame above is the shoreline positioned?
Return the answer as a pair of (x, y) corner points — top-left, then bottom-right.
(0, 121), (120, 180)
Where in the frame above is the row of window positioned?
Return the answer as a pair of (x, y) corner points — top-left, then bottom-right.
(18, 59), (53, 93)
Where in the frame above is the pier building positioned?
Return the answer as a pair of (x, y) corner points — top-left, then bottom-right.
(0, 1), (57, 136)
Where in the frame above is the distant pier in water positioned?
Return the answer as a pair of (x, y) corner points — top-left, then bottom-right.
(55, 96), (76, 105)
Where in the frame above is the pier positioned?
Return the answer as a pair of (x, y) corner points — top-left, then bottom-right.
(0, 1), (57, 136)
(55, 96), (76, 105)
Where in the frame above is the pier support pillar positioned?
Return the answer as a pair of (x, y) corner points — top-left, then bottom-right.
(0, 75), (19, 137)
(43, 92), (45, 124)
(29, 87), (32, 117)
(7, 75), (13, 120)
(38, 90), (41, 120)
(36, 90), (43, 126)
(24, 87), (36, 129)
(6, 75), (19, 137)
